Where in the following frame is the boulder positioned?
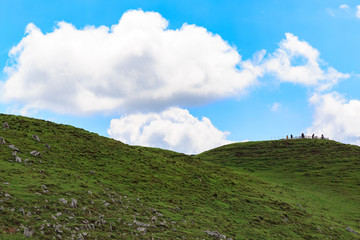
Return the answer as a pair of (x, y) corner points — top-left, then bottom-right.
(30, 150), (41, 157)
(8, 145), (19, 151)
(23, 227), (34, 237)
(204, 230), (226, 239)
(32, 134), (41, 142)
(58, 198), (68, 204)
(70, 198), (78, 208)
(0, 137), (6, 144)
(2, 122), (9, 129)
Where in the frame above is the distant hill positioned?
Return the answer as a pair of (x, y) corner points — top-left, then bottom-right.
(0, 114), (359, 239)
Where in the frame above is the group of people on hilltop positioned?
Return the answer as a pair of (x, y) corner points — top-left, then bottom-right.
(286, 133), (325, 140)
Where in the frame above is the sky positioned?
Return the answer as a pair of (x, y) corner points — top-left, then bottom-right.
(1, 0), (360, 154)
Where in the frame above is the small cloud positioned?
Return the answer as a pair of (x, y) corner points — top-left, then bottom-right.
(326, 8), (335, 17)
(271, 102), (281, 112)
(356, 5), (360, 18)
(339, 4), (350, 10)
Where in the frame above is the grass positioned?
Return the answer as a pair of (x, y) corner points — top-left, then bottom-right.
(0, 114), (359, 239)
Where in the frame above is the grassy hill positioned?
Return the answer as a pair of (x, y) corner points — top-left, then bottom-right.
(0, 114), (359, 239)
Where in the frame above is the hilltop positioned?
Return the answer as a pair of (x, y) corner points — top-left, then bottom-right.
(0, 114), (359, 239)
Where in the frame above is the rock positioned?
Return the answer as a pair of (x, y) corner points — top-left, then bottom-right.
(59, 198), (68, 204)
(0, 137), (6, 144)
(32, 134), (41, 142)
(89, 170), (95, 174)
(2, 122), (9, 129)
(3, 182), (9, 185)
(87, 191), (92, 195)
(317, 226), (322, 233)
(23, 227), (34, 237)
(15, 155), (22, 163)
(4, 193), (11, 198)
(346, 226), (358, 234)
(204, 230), (226, 239)
(45, 144), (51, 149)
(70, 198), (77, 208)
(30, 150), (41, 157)
(8, 145), (19, 151)
(137, 227), (147, 234)
(41, 185), (48, 193)
(19, 207), (25, 215)
(103, 202), (110, 207)
(134, 220), (150, 227)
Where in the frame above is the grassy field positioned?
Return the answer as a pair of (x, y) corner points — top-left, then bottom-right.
(0, 114), (359, 239)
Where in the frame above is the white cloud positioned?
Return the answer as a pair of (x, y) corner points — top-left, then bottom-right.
(1, 10), (258, 115)
(339, 4), (350, 10)
(326, 8), (336, 17)
(108, 107), (231, 154)
(356, 5), (360, 18)
(270, 102), (281, 112)
(262, 33), (349, 91)
(307, 92), (360, 145)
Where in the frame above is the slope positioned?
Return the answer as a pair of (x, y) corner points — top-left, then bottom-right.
(0, 114), (358, 239)
(198, 139), (360, 239)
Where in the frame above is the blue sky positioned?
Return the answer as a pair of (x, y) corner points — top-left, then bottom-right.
(1, 0), (360, 153)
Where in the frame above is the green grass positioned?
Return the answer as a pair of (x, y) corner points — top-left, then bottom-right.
(0, 114), (359, 239)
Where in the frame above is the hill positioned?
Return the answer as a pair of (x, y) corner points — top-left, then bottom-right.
(0, 114), (359, 239)
(198, 139), (360, 239)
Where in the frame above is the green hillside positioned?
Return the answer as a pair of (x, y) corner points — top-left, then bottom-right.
(198, 139), (360, 239)
(0, 114), (359, 239)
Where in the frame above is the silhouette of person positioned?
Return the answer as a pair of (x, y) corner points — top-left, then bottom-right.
(312, 134), (315, 139)
(301, 133), (305, 139)
(321, 134), (324, 139)
(291, 134), (293, 139)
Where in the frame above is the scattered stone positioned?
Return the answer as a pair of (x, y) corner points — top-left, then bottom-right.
(41, 185), (48, 193)
(15, 155), (22, 163)
(59, 198), (68, 204)
(19, 207), (25, 215)
(134, 220), (150, 227)
(317, 226), (322, 233)
(89, 170), (95, 174)
(23, 227), (34, 237)
(3, 182), (9, 185)
(283, 217), (289, 222)
(0, 137), (6, 144)
(30, 150), (41, 157)
(4, 193), (11, 198)
(103, 202), (110, 207)
(32, 134), (41, 142)
(87, 191), (92, 195)
(3, 122), (9, 129)
(346, 226), (358, 234)
(8, 145), (19, 151)
(70, 198), (78, 208)
(204, 230), (226, 240)
(137, 227), (147, 234)
(0, 206), (4, 211)
(45, 144), (51, 149)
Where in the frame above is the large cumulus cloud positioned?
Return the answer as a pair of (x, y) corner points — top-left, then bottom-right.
(108, 107), (231, 154)
(1, 10), (258, 115)
(307, 92), (360, 145)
